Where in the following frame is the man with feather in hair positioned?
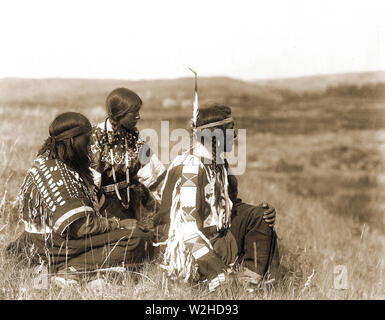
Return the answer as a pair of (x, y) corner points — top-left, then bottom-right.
(153, 71), (279, 292)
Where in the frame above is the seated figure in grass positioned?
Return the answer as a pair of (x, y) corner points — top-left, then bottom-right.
(7, 112), (155, 278)
(89, 87), (166, 227)
(154, 105), (280, 292)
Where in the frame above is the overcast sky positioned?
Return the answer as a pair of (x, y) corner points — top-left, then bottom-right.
(0, 0), (384, 80)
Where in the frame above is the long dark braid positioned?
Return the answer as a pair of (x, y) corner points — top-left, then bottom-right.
(211, 136), (223, 210)
(195, 105), (232, 215)
(211, 136), (218, 173)
(108, 116), (119, 132)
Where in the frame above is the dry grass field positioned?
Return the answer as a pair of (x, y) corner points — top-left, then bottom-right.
(0, 76), (384, 300)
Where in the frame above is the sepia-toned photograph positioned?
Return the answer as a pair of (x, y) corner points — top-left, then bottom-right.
(0, 0), (384, 305)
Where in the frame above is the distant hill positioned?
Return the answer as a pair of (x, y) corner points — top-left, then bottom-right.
(0, 71), (384, 110)
(254, 71), (385, 92)
(0, 77), (281, 109)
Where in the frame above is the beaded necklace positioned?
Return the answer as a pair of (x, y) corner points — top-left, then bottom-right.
(104, 117), (142, 209)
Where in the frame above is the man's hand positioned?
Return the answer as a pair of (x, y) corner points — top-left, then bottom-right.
(119, 219), (137, 230)
(260, 202), (276, 228)
(119, 219), (150, 232)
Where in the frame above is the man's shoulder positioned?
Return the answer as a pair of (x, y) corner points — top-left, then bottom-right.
(34, 157), (80, 180)
(32, 155), (55, 169)
(166, 154), (205, 177)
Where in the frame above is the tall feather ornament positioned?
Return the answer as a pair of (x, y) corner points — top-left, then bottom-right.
(189, 68), (199, 136)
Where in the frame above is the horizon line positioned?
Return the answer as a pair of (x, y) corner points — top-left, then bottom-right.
(1, 69), (384, 83)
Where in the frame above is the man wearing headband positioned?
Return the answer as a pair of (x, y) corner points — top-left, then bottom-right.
(89, 88), (165, 230)
(154, 105), (279, 292)
(7, 112), (154, 285)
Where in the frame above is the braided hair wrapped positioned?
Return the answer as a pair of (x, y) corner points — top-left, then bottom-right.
(194, 105), (233, 231)
(38, 112), (93, 185)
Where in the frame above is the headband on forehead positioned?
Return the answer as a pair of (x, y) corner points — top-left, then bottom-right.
(47, 125), (91, 158)
(52, 126), (91, 142)
(195, 117), (234, 130)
